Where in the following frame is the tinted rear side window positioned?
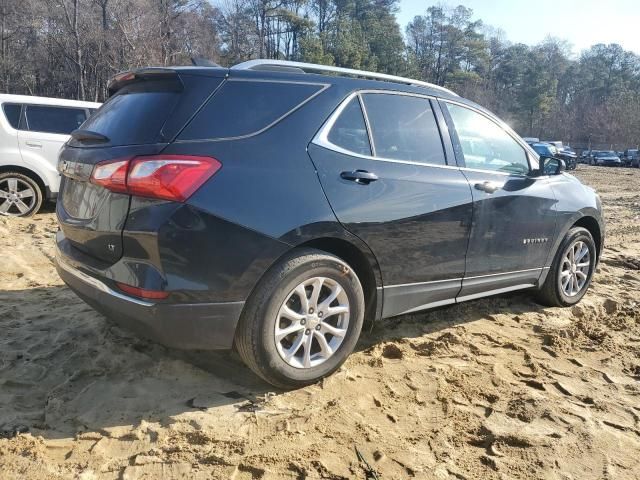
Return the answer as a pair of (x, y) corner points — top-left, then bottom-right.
(179, 80), (325, 140)
(361, 93), (446, 166)
(3, 103), (21, 129)
(81, 81), (181, 146)
(327, 97), (371, 155)
(25, 105), (87, 134)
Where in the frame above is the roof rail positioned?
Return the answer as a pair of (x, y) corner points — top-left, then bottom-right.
(231, 60), (458, 96)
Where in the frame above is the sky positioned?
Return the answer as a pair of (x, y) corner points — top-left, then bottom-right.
(396, 0), (640, 56)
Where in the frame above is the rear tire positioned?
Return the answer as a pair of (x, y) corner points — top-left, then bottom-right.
(536, 227), (596, 307)
(0, 172), (43, 217)
(234, 248), (365, 389)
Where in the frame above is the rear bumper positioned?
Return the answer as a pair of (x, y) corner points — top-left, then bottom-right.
(55, 247), (244, 350)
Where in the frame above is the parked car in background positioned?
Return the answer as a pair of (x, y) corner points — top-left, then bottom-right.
(526, 141), (576, 169)
(546, 141), (564, 151)
(623, 149), (638, 167)
(591, 150), (622, 166)
(556, 146), (577, 170)
(527, 141), (557, 157)
(0, 94), (101, 216)
(579, 150), (592, 163)
(54, 60), (604, 388)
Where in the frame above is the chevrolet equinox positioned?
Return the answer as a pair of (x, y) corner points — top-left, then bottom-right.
(55, 60), (604, 388)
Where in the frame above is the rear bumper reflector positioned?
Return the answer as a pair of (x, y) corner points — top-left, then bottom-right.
(116, 282), (170, 300)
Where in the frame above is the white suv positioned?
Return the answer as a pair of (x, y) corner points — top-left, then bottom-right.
(0, 94), (101, 216)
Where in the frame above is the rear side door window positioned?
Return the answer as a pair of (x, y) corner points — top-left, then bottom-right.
(444, 102), (530, 175)
(326, 97), (372, 156)
(25, 105), (88, 135)
(2, 103), (21, 129)
(360, 93), (446, 166)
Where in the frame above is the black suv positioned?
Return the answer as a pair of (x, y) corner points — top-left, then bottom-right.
(55, 60), (604, 388)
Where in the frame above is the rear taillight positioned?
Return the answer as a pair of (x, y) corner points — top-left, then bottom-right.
(90, 155), (221, 202)
(91, 159), (129, 193)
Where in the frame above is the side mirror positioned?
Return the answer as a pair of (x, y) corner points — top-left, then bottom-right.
(539, 156), (566, 175)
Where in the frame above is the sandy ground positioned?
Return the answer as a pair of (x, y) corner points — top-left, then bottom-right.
(0, 165), (639, 479)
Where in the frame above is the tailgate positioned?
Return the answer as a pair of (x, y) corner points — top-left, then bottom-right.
(56, 67), (225, 265)
(57, 144), (167, 264)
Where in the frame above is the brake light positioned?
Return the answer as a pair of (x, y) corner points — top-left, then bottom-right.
(90, 155), (221, 202)
(116, 282), (170, 300)
(91, 159), (129, 193)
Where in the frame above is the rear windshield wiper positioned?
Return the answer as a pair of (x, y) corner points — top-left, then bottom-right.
(70, 129), (110, 144)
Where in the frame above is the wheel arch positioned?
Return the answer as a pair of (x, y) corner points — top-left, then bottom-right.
(571, 215), (602, 262)
(0, 164), (48, 198)
(538, 210), (603, 289)
(297, 236), (382, 325)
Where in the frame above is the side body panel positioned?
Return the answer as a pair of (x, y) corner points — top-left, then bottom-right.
(164, 73), (382, 307)
(457, 170), (559, 299)
(439, 98), (561, 299)
(308, 143), (473, 316)
(305, 90), (473, 318)
(536, 173), (605, 286)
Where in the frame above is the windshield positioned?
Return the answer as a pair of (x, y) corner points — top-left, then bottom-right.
(595, 151), (616, 157)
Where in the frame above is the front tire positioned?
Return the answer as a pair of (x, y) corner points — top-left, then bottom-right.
(0, 172), (43, 217)
(536, 227), (596, 307)
(235, 248), (365, 389)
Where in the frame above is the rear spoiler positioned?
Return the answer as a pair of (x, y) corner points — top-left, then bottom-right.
(107, 65), (229, 97)
(107, 68), (183, 97)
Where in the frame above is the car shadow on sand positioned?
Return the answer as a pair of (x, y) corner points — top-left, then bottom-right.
(0, 283), (547, 440)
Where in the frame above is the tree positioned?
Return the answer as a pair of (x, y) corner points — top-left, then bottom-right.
(0, 1), (638, 150)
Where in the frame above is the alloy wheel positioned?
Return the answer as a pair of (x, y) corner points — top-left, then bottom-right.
(0, 177), (37, 216)
(560, 240), (591, 297)
(274, 276), (350, 369)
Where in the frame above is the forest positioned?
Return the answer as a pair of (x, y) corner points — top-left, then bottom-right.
(1, 0), (639, 149)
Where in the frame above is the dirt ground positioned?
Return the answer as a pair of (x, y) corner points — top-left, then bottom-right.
(1, 165), (639, 479)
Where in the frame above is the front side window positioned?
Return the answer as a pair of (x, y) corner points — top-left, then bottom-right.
(25, 106), (88, 135)
(327, 97), (371, 156)
(2, 103), (21, 129)
(361, 93), (446, 165)
(445, 103), (530, 175)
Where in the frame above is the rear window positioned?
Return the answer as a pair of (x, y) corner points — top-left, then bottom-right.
(25, 105), (87, 134)
(179, 80), (325, 140)
(80, 81), (181, 146)
(2, 103), (21, 129)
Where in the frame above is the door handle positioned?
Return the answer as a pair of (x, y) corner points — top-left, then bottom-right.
(340, 170), (378, 185)
(474, 181), (500, 194)
(25, 141), (42, 148)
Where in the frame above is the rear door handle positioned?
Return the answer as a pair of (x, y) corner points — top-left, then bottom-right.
(474, 181), (500, 194)
(25, 141), (42, 148)
(340, 170), (378, 185)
